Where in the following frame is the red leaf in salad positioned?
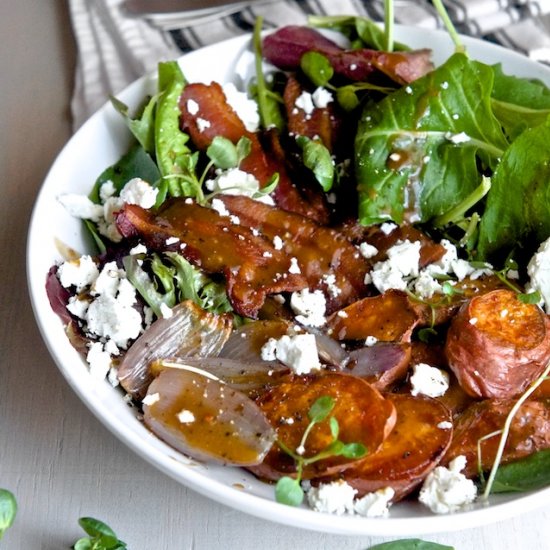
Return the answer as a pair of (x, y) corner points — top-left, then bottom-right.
(116, 199), (308, 318)
(263, 25), (433, 85)
(217, 194), (370, 313)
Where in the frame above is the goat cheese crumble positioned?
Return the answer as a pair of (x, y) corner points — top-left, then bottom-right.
(419, 456), (477, 514)
(260, 333), (321, 374)
(290, 288), (327, 327)
(410, 363), (450, 398)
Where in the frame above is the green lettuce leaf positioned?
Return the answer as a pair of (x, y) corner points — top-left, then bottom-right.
(355, 53), (508, 225)
(477, 117), (550, 259)
(491, 64), (550, 141)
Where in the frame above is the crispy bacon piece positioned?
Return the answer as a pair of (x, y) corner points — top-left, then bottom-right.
(116, 199), (307, 318)
(263, 26), (433, 85)
(283, 75), (341, 152)
(179, 82), (328, 223)
(218, 195), (370, 313)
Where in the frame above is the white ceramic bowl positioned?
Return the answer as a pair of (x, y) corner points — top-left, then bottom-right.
(27, 25), (550, 536)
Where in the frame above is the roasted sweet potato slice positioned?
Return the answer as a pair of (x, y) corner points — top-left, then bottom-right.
(445, 289), (550, 398)
(249, 372), (396, 480)
(116, 199), (307, 317)
(219, 195), (370, 313)
(335, 393), (453, 500)
(179, 82), (328, 223)
(326, 289), (421, 342)
(345, 342), (411, 391)
(444, 398), (550, 478)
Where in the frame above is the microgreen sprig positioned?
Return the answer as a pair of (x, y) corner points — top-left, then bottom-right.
(73, 517), (127, 550)
(275, 396), (367, 506)
(0, 489), (17, 540)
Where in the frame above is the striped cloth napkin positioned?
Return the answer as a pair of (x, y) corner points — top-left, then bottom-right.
(69, 0), (550, 129)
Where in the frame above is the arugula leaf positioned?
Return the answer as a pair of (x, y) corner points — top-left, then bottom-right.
(487, 449), (550, 494)
(477, 118), (550, 259)
(491, 64), (550, 141)
(367, 540), (454, 550)
(355, 53), (508, 225)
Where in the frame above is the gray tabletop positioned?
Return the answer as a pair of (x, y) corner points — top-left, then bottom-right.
(1, 2), (549, 548)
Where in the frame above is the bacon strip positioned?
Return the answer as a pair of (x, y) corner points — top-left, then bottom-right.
(179, 82), (328, 223)
(218, 195), (370, 313)
(116, 199), (307, 318)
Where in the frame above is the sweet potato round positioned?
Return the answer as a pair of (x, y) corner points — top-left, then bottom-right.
(445, 289), (550, 398)
(336, 393), (453, 500)
(249, 372), (396, 481)
(444, 398), (550, 478)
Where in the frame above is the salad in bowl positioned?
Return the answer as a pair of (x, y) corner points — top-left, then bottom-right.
(31, 2), (550, 533)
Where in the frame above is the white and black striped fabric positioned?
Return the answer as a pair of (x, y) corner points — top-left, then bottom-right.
(69, 0), (550, 129)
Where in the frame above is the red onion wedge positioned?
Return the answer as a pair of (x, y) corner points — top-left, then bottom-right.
(117, 300), (232, 399)
(151, 357), (290, 393)
(143, 367), (276, 466)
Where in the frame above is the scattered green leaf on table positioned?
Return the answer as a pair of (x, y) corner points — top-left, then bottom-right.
(74, 517), (127, 550)
(0, 489), (17, 540)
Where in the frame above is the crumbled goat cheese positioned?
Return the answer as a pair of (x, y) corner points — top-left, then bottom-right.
(260, 334), (321, 374)
(57, 255), (99, 292)
(59, 178), (158, 243)
(143, 392), (160, 406)
(210, 198), (231, 217)
(289, 257), (301, 274)
(410, 363), (450, 398)
(359, 242), (378, 259)
(86, 342), (112, 380)
(222, 82), (260, 132)
(119, 177), (158, 209)
(368, 239), (421, 293)
(322, 273), (342, 298)
(290, 288), (327, 327)
(306, 481), (357, 515)
(295, 91), (315, 115)
(177, 409), (196, 424)
(437, 421), (453, 430)
(527, 237), (550, 313)
(419, 455), (477, 514)
(83, 261), (143, 349)
(414, 270), (443, 299)
(380, 222), (397, 235)
(129, 243), (148, 255)
(354, 487), (395, 518)
(272, 235), (283, 250)
(311, 87), (333, 108)
(206, 167), (274, 204)
(186, 99), (199, 115)
(196, 117), (211, 132)
(365, 336), (378, 347)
